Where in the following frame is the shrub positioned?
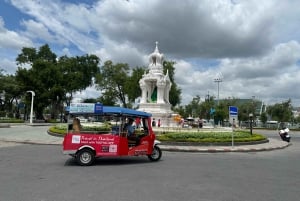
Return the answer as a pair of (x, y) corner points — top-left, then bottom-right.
(157, 131), (266, 143)
(49, 124), (266, 144)
(0, 118), (24, 123)
(47, 119), (59, 123)
(49, 123), (112, 136)
(49, 125), (67, 135)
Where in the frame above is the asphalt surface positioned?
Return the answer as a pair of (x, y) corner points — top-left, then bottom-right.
(0, 123), (290, 152)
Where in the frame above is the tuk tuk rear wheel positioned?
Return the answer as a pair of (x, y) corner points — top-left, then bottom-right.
(148, 145), (162, 161)
(76, 149), (95, 166)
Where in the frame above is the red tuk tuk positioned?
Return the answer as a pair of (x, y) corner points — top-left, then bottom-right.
(62, 103), (162, 166)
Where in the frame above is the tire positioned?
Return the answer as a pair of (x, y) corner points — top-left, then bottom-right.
(76, 149), (95, 166)
(148, 145), (162, 161)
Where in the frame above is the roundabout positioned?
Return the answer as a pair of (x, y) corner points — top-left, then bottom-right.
(45, 123), (289, 152)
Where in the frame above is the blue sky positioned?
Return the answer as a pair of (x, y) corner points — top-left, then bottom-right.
(1, 0), (300, 107)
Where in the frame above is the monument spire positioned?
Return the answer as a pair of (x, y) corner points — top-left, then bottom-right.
(149, 41), (164, 74)
(155, 41), (159, 53)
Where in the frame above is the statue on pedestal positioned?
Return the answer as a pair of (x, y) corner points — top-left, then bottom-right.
(139, 41), (172, 105)
(138, 42), (173, 127)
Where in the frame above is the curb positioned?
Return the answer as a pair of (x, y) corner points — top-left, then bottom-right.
(0, 124), (10, 128)
(159, 142), (290, 153)
(0, 138), (290, 153)
(47, 129), (65, 138)
(160, 139), (269, 146)
(0, 139), (62, 146)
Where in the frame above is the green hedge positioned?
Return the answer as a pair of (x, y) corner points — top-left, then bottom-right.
(157, 131), (266, 143)
(49, 125), (266, 143)
(0, 118), (24, 123)
(49, 123), (112, 136)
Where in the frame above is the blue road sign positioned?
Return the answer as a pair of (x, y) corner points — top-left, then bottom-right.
(229, 106), (238, 116)
(94, 103), (103, 114)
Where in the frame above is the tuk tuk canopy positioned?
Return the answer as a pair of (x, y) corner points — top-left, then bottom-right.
(68, 103), (151, 118)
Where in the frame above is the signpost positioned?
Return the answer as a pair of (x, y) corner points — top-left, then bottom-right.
(94, 103), (103, 114)
(229, 106), (238, 148)
(229, 106), (238, 116)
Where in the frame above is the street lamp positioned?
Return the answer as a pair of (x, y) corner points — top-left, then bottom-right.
(27, 91), (35, 124)
(249, 113), (253, 135)
(214, 73), (223, 105)
(214, 73), (222, 127)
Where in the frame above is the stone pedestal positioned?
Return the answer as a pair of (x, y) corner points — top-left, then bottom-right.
(138, 103), (176, 127)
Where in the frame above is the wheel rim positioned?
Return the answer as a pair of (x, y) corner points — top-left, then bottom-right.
(80, 152), (92, 164)
(151, 147), (159, 159)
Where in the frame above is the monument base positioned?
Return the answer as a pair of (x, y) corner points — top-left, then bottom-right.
(138, 103), (176, 127)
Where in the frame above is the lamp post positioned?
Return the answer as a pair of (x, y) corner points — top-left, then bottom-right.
(214, 73), (222, 127)
(27, 91), (35, 124)
(65, 93), (72, 123)
(214, 73), (223, 106)
(249, 113), (253, 135)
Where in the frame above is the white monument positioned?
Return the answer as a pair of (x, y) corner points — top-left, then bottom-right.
(138, 42), (173, 127)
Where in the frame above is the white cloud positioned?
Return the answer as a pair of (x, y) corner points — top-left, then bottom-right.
(11, 0), (99, 52)
(20, 19), (68, 45)
(175, 41), (300, 106)
(0, 17), (33, 50)
(0, 58), (17, 75)
(73, 85), (100, 103)
(93, 39), (147, 67)
(93, 0), (276, 59)
(1, 0), (300, 107)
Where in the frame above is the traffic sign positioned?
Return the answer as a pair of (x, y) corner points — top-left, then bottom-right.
(94, 103), (103, 114)
(229, 106), (238, 116)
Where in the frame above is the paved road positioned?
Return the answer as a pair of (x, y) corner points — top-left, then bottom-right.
(0, 124), (62, 145)
(0, 142), (299, 201)
(0, 126), (299, 201)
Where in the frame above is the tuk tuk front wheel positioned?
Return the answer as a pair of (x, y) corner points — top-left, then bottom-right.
(76, 149), (95, 166)
(148, 145), (162, 161)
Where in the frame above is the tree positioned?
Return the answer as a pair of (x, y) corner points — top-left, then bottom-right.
(0, 70), (6, 114)
(173, 105), (186, 117)
(184, 96), (201, 118)
(16, 44), (59, 119)
(125, 67), (145, 104)
(0, 73), (23, 117)
(267, 99), (293, 122)
(95, 61), (129, 107)
(163, 61), (181, 107)
(260, 112), (268, 125)
(199, 95), (215, 120)
(214, 103), (227, 125)
(16, 44), (100, 119)
(58, 55), (100, 106)
(83, 98), (98, 103)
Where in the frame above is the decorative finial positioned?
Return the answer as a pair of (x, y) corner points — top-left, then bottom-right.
(155, 41), (159, 53)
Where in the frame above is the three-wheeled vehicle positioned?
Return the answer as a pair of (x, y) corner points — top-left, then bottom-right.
(62, 103), (162, 166)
